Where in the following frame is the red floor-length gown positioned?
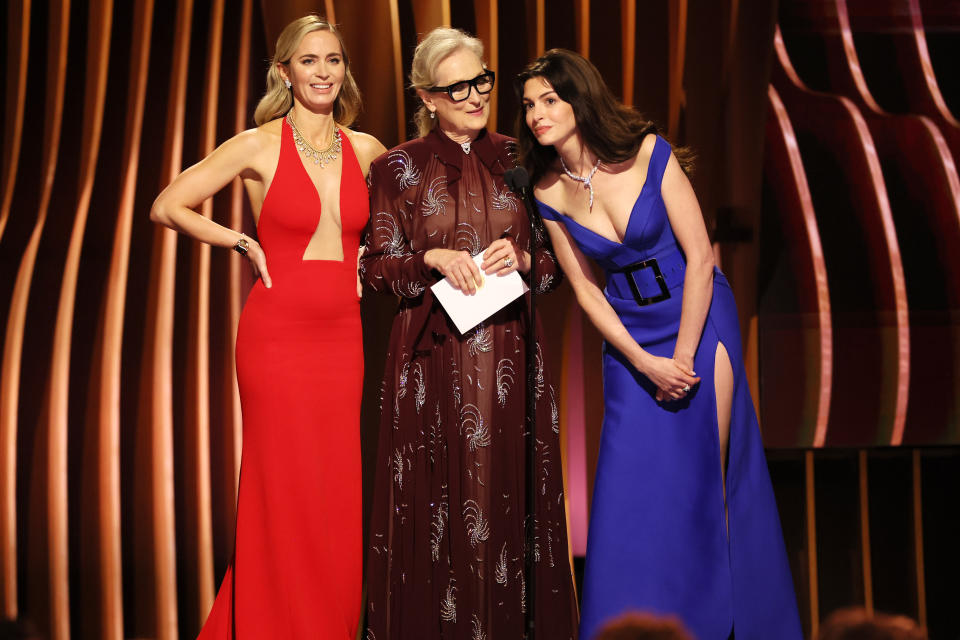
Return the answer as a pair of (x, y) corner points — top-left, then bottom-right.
(198, 117), (367, 638)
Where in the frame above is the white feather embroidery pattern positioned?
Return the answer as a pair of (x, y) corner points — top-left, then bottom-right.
(467, 324), (493, 357)
(504, 140), (519, 163)
(429, 402), (441, 466)
(534, 343), (545, 400)
(461, 404), (491, 452)
(413, 362), (426, 414)
(490, 182), (519, 212)
(471, 615), (487, 640)
(455, 222), (483, 256)
(388, 149), (421, 189)
(422, 175), (450, 216)
(496, 358), (516, 408)
(430, 500), (448, 562)
(374, 212), (406, 258)
(494, 542), (508, 586)
(537, 273), (554, 294)
(393, 448), (404, 492)
(517, 569), (527, 613)
(393, 279), (426, 298)
(539, 439), (551, 496)
(549, 384), (559, 434)
(450, 357), (463, 406)
(397, 356), (411, 399)
(547, 525), (556, 568)
(440, 580), (457, 622)
(463, 499), (490, 547)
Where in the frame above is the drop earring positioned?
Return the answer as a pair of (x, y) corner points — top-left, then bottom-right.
(284, 79), (292, 89)
(430, 111), (435, 119)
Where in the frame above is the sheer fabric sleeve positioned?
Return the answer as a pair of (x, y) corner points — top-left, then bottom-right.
(361, 155), (436, 298)
(528, 214), (563, 295)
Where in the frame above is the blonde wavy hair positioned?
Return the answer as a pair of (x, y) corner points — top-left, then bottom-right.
(254, 15), (362, 126)
(410, 27), (485, 137)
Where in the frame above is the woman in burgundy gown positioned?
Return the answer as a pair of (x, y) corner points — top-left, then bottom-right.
(150, 16), (385, 638)
(362, 27), (578, 639)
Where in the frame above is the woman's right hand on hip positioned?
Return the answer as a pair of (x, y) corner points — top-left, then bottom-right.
(247, 240), (272, 289)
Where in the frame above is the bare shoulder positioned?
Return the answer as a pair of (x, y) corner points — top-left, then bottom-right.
(532, 167), (565, 210)
(343, 129), (387, 175)
(640, 131), (658, 153)
(634, 131), (658, 168)
(343, 128), (385, 154)
(214, 120), (280, 160)
(249, 118), (283, 151)
(193, 120), (280, 181)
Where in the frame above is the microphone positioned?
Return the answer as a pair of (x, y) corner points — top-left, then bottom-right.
(504, 166), (531, 195)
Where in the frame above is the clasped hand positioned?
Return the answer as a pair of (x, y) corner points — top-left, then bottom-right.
(644, 355), (700, 402)
(425, 237), (530, 296)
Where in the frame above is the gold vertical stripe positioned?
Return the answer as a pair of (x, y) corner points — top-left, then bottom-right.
(535, 0), (545, 57)
(46, 0), (114, 636)
(187, 0), (225, 622)
(473, 0), (498, 132)
(0, 0), (33, 618)
(388, 0), (405, 141)
(0, 0), (70, 625)
(0, 0), (32, 244)
(221, 0), (252, 558)
(667, 0), (687, 137)
(94, 1), (155, 636)
(142, 0), (195, 635)
(620, 0), (635, 106)
(412, 0), (450, 32)
(576, 0), (589, 57)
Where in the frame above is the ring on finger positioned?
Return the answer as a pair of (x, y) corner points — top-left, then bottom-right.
(681, 384), (691, 393)
(503, 257), (514, 268)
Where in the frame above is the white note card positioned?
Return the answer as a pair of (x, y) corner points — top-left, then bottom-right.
(430, 253), (529, 334)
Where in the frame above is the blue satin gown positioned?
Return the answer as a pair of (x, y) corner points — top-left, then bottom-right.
(536, 135), (802, 640)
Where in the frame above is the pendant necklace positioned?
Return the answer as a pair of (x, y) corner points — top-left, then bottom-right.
(460, 141), (472, 155)
(287, 112), (342, 168)
(560, 155), (600, 209)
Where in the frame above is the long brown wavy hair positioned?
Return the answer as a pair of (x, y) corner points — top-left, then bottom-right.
(514, 48), (693, 186)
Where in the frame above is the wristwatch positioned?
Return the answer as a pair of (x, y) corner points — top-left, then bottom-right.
(233, 234), (249, 257)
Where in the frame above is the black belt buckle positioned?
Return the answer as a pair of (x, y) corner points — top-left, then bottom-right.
(622, 258), (671, 306)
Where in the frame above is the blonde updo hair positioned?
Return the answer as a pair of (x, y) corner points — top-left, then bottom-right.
(410, 27), (485, 137)
(254, 15), (362, 126)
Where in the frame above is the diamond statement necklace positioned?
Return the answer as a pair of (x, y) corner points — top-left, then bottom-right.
(560, 155), (601, 209)
(287, 112), (342, 168)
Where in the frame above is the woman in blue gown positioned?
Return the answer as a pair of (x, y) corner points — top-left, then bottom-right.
(515, 50), (802, 640)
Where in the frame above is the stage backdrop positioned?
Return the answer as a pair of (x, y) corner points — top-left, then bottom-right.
(1, 0), (959, 638)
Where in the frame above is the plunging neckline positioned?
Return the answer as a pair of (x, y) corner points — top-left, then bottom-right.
(536, 135), (660, 248)
(292, 125), (346, 227)
(289, 120), (355, 262)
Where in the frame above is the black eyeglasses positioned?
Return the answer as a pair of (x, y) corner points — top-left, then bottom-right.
(428, 71), (495, 102)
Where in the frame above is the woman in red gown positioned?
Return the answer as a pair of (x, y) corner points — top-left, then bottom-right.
(150, 16), (385, 638)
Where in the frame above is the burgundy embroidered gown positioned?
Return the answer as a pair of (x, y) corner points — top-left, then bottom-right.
(197, 118), (367, 638)
(362, 129), (578, 640)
